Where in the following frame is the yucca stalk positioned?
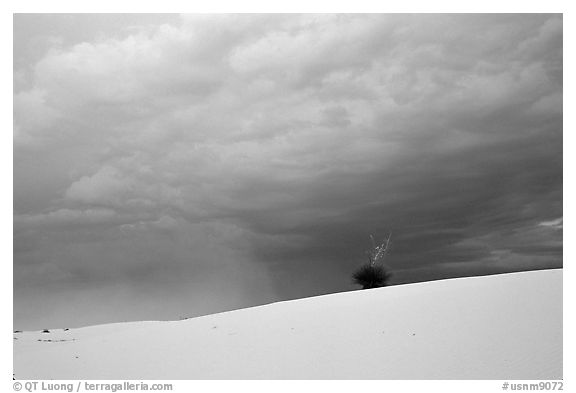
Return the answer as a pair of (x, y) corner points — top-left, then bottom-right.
(368, 233), (391, 267)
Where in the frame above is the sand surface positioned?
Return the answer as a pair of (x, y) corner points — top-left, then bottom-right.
(14, 269), (562, 379)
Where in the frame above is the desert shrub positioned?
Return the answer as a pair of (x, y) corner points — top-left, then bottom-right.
(352, 263), (392, 289)
(352, 233), (393, 289)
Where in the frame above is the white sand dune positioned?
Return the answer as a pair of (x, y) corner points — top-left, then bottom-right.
(14, 269), (562, 380)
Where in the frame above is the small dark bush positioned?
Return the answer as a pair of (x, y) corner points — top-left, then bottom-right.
(352, 263), (391, 289)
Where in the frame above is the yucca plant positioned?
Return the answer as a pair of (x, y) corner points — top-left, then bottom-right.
(352, 263), (392, 289)
(353, 233), (392, 289)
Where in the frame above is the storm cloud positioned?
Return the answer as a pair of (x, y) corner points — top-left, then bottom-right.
(14, 14), (562, 330)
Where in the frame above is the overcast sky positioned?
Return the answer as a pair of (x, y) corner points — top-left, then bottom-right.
(14, 14), (562, 330)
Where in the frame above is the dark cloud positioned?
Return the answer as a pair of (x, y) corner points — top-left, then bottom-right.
(14, 14), (562, 329)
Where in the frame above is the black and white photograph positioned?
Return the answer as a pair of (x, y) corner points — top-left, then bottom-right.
(12, 13), (563, 381)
